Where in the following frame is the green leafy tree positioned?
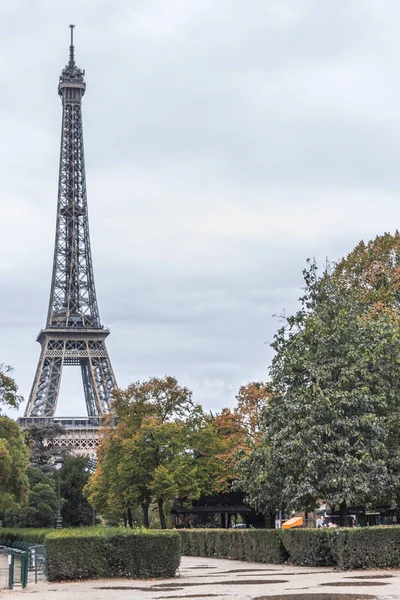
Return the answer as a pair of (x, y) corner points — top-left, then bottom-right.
(86, 376), (206, 528)
(28, 483), (58, 525)
(5, 482), (58, 527)
(84, 426), (142, 526)
(150, 465), (178, 529)
(121, 415), (203, 528)
(238, 261), (400, 525)
(25, 422), (66, 473)
(26, 466), (50, 487)
(0, 416), (29, 514)
(0, 364), (23, 413)
(58, 456), (95, 527)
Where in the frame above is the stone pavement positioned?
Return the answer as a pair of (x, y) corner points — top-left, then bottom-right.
(6, 555), (400, 599)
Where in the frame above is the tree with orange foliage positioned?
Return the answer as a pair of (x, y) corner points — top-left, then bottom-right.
(236, 382), (270, 443)
(335, 231), (400, 321)
(206, 384), (270, 494)
(86, 376), (208, 528)
(211, 408), (247, 489)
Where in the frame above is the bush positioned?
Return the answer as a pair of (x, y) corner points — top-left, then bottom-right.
(0, 527), (49, 546)
(178, 529), (287, 564)
(45, 528), (181, 581)
(283, 528), (335, 566)
(332, 526), (400, 570)
(5, 524), (400, 572)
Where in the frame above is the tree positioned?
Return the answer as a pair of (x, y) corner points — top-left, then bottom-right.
(25, 422), (66, 473)
(235, 382), (270, 443)
(84, 429), (134, 525)
(122, 414), (203, 528)
(335, 231), (400, 318)
(209, 408), (248, 489)
(0, 416), (29, 514)
(237, 261), (400, 525)
(0, 364), (23, 413)
(25, 466), (50, 488)
(58, 456), (95, 527)
(200, 385), (270, 495)
(5, 482), (58, 527)
(86, 376), (205, 528)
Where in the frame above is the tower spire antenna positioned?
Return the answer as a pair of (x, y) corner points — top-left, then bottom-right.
(69, 24), (75, 66)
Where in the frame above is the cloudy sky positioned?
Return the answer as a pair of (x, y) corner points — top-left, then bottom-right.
(1, 0), (400, 417)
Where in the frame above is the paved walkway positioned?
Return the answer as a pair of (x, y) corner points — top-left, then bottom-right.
(0, 552), (9, 589)
(6, 555), (400, 599)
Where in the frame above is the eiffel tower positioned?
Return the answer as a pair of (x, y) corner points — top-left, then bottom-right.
(21, 26), (117, 452)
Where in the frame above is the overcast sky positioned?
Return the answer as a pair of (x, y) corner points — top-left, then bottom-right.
(1, 0), (400, 417)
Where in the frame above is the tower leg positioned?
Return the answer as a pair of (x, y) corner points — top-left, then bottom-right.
(81, 341), (116, 416)
(25, 341), (64, 417)
(90, 355), (116, 414)
(81, 358), (101, 416)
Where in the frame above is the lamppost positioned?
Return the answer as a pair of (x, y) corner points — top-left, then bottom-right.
(54, 455), (64, 529)
(85, 456), (97, 526)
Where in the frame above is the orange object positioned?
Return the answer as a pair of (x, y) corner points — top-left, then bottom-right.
(282, 516), (303, 529)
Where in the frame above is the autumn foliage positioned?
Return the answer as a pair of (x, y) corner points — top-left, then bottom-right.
(85, 377), (269, 528)
(335, 231), (400, 321)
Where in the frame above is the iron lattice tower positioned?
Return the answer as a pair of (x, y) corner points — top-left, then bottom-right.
(24, 26), (117, 419)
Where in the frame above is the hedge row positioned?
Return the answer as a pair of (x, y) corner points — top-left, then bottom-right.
(4, 526), (400, 572)
(284, 527), (400, 569)
(179, 529), (288, 564)
(178, 526), (400, 570)
(0, 528), (49, 546)
(45, 528), (181, 581)
(332, 527), (400, 570)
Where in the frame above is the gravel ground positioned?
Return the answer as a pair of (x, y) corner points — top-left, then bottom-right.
(5, 555), (400, 599)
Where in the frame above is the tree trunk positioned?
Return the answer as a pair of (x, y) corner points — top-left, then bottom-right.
(141, 502), (150, 528)
(157, 498), (167, 529)
(339, 501), (347, 527)
(267, 512), (275, 529)
(123, 513), (127, 528)
(127, 506), (133, 529)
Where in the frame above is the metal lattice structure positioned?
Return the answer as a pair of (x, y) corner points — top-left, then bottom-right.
(24, 26), (116, 420)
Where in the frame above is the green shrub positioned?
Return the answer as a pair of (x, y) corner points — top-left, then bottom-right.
(282, 528), (336, 566)
(332, 526), (400, 570)
(178, 529), (287, 564)
(0, 527), (49, 546)
(5, 524), (400, 573)
(45, 528), (181, 581)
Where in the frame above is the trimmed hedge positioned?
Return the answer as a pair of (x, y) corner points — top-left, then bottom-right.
(332, 526), (400, 570)
(45, 528), (181, 581)
(282, 528), (335, 566)
(5, 525), (400, 572)
(178, 529), (287, 564)
(179, 526), (400, 570)
(0, 528), (49, 546)
(284, 526), (400, 569)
